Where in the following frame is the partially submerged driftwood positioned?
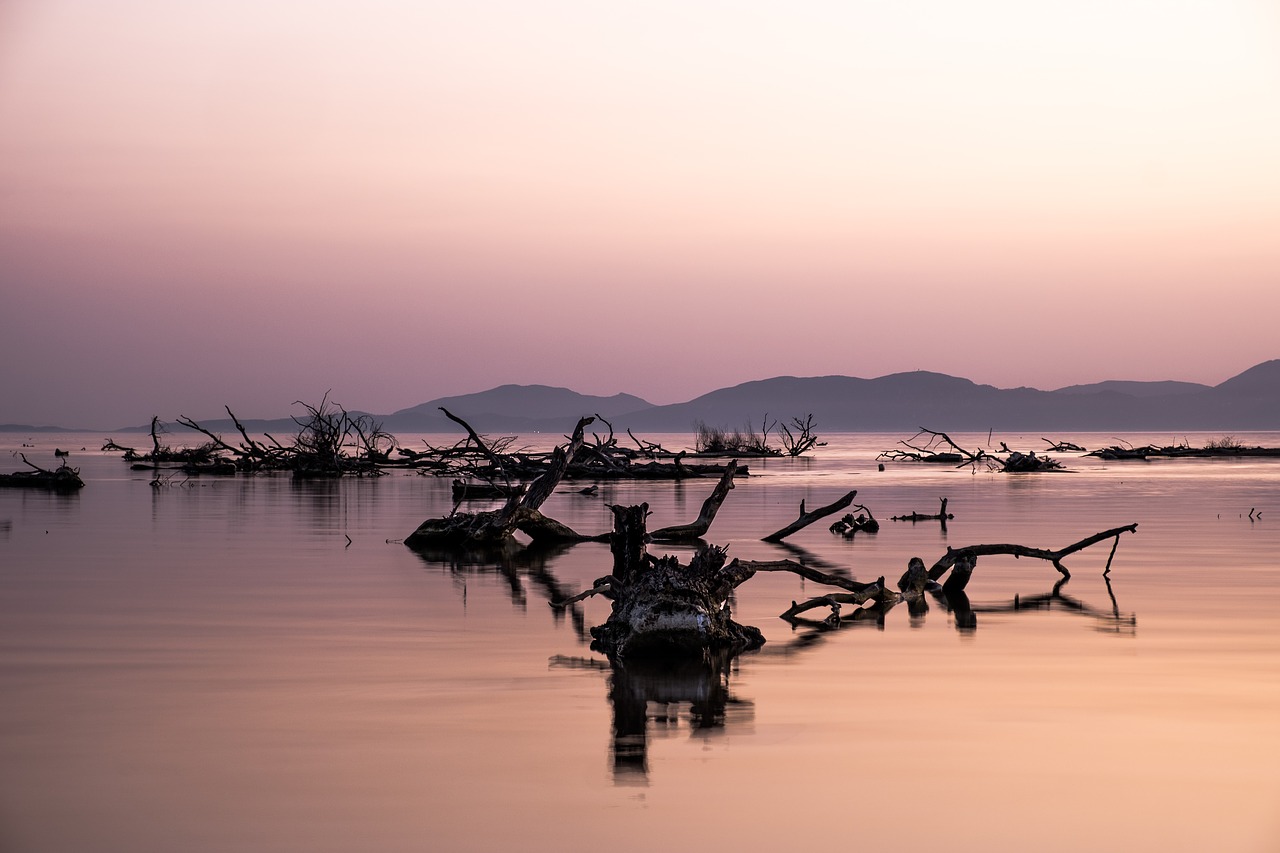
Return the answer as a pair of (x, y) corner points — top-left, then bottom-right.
(561, 502), (886, 659)
(763, 490), (859, 543)
(0, 454), (84, 492)
(400, 416), (1138, 659)
(553, 508), (1137, 659)
(890, 497), (954, 523)
(828, 503), (881, 537)
(405, 416), (605, 548)
(880, 428), (1063, 472)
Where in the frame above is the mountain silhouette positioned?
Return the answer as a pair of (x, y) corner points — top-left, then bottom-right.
(11, 360), (1278, 434)
(380, 360), (1280, 433)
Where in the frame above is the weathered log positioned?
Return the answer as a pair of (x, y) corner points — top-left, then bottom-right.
(782, 524), (1138, 623)
(451, 479), (517, 501)
(589, 548), (765, 658)
(897, 556), (929, 594)
(927, 524), (1139, 581)
(891, 497), (953, 523)
(609, 503), (650, 583)
(1043, 438), (1087, 453)
(649, 462), (738, 542)
(762, 490), (858, 543)
(0, 455), (85, 491)
(587, 505), (765, 659)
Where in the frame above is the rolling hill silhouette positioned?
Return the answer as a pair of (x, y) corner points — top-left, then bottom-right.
(12, 361), (1278, 434)
(385, 360), (1280, 433)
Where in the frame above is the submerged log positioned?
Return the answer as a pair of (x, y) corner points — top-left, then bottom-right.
(783, 524), (1139, 623)
(565, 504), (891, 659)
(763, 490), (859, 543)
(649, 462), (738, 542)
(0, 455), (84, 492)
(890, 497), (953, 523)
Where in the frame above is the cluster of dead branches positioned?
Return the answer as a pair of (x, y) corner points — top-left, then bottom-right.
(103, 417), (223, 468)
(428, 411), (741, 500)
(399, 415), (1136, 660)
(104, 395), (397, 477)
(1087, 438), (1280, 460)
(879, 428), (1064, 472)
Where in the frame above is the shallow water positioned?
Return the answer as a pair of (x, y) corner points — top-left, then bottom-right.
(2, 431), (1279, 852)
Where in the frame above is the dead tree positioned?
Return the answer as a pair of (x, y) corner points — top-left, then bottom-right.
(777, 414), (826, 457)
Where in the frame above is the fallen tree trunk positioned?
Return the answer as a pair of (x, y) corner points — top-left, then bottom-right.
(891, 497), (953, 522)
(779, 524), (1138, 624)
(926, 523), (1139, 583)
(762, 490), (859, 543)
(648, 462), (738, 542)
(0, 455), (85, 491)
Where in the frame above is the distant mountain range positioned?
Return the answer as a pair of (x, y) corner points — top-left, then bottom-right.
(389, 362), (1280, 433)
(7, 360), (1279, 434)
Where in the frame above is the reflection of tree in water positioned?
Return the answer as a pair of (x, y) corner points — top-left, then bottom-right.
(409, 523), (1136, 783)
(552, 650), (753, 784)
(408, 541), (591, 639)
(779, 574), (1134, 638)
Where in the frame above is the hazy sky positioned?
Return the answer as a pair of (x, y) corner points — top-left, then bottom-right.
(2, 0), (1278, 427)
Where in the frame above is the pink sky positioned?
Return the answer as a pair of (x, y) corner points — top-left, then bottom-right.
(2, 0), (1278, 427)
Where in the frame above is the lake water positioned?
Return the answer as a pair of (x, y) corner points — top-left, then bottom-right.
(3, 430), (1279, 852)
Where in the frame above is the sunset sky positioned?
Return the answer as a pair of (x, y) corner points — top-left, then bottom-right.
(2, 0), (1278, 427)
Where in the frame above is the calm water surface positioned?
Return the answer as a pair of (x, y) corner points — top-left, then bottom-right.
(2, 431), (1279, 852)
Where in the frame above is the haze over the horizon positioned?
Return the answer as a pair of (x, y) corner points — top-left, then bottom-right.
(2, 1), (1278, 427)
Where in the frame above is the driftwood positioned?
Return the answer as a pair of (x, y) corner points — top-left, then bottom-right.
(828, 503), (880, 537)
(880, 428), (1063, 472)
(565, 503), (889, 659)
(451, 479), (517, 501)
(107, 405), (737, 481)
(890, 497), (953, 523)
(0, 454), (85, 491)
(1087, 439), (1280, 460)
(648, 462), (739, 542)
(165, 396), (394, 476)
(778, 524), (1137, 624)
(404, 417), (607, 548)
(555, 502), (905, 658)
(1043, 438), (1087, 452)
(763, 490), (859, 542)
